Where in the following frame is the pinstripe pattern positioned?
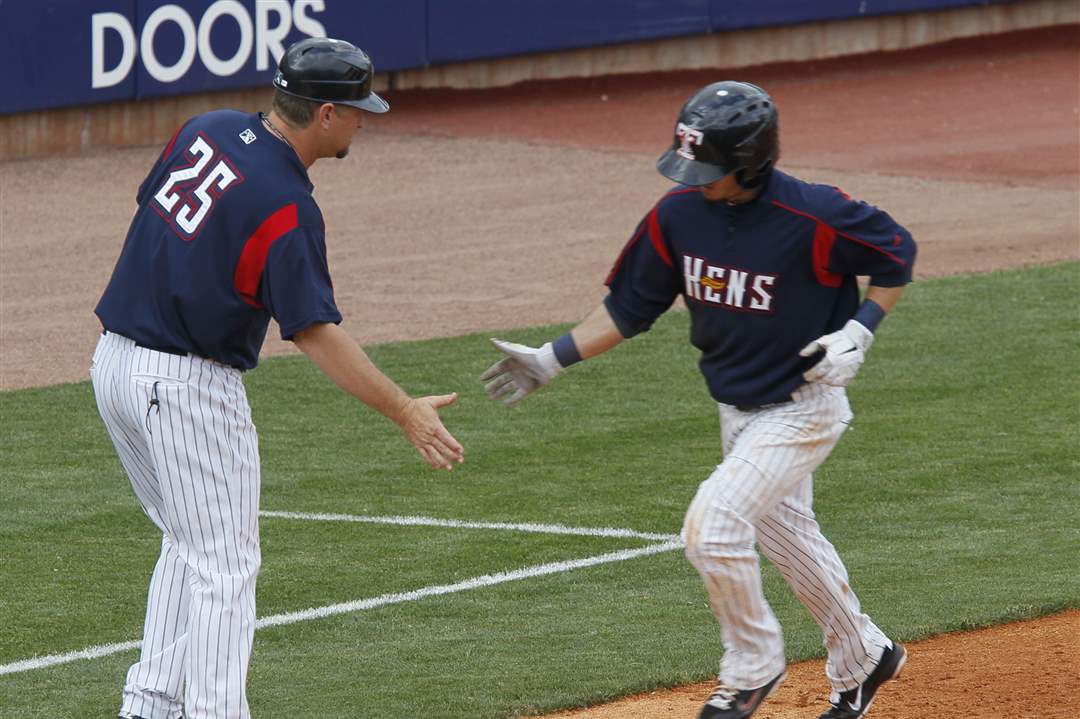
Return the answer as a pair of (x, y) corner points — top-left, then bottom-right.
(91, 332), (260, 719)
(682, 381), (890, 693)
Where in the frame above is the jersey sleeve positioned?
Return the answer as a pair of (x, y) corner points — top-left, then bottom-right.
(602, 203), (682, 337)
(821, 189), (917, 287)
(259, 223), (343, 340)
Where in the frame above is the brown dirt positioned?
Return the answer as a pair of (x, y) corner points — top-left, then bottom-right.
(0, 26), (1077, 719)
(543, 610), (1080, 719)
(1, 28), (1076, 390)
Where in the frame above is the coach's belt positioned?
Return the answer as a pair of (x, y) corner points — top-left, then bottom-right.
(103, 329), (188, 358)
(135, 342), (187, 358)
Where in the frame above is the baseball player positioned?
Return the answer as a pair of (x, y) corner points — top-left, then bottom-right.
(481, 82), (914, 719)
(90, 38), (464, 719)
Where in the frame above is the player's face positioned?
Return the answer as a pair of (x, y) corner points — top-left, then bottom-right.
(329, 104), (365, 159)
(698, 173), (747, 203)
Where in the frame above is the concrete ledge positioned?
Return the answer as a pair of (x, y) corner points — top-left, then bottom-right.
(1, 0), (1074, 161)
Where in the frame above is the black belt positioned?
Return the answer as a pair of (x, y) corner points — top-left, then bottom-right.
(103, 330), (187, 358)
(136, 342), (187, 357)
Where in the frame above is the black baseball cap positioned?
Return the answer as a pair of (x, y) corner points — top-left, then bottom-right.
(273, 37), (389, 113)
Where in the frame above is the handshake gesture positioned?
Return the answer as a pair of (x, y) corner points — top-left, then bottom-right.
(480, 339), (564, 405)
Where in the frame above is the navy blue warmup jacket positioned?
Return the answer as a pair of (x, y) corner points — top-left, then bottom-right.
(604, 169), (917, 407)
(96, 110), (342, 370)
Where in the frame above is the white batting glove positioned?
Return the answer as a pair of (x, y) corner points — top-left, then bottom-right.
(798, 319), (875, 387)
(480, 338), (564, 406)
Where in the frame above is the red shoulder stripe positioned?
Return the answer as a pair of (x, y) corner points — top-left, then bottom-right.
(605, 188), (696, 284)
(234, 203), (300, 308)
(771, 199), (909, 269)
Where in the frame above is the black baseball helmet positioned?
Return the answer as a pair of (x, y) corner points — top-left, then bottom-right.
(273, 38), (389, 113)
(656, 81), (778, 188)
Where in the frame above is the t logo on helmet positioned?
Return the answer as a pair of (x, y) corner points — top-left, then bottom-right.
(675, 123), (704, 160)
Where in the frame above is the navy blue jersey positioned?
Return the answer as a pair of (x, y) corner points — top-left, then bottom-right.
(95, 110), (342, 370)
(604, 169), (917, 406)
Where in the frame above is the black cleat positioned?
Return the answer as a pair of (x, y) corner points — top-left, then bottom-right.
(818, 642), (907, 718)
(698, 670), (786, 719)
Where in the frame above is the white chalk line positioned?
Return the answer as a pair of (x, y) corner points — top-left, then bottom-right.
(259, 509), (680, 542)
(0, 511), (683, 676)
(257, 539), (683, 630)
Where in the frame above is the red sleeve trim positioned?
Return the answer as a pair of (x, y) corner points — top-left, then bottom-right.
(605, 221), (646, 285)
(234, 203), (300, 308)
(812, 223), (843, 287)
(604, 189), (695, 285)
(771, 199), (909, 268)
(646, 205), (673, 268)
(161, 121), (188, 161)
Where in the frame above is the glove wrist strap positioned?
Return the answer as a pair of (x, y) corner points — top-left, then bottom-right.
(853, 299), (886, 333)
(552, 333), (582, 368)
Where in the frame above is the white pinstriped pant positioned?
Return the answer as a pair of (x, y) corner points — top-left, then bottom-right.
(683, 381), (890, 692)
(91, 332), (260, 719)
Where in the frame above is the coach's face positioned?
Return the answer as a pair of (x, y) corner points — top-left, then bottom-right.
(317, 103), (365, 159)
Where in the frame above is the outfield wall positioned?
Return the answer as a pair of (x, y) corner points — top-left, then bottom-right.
(0, 0), (1075, 160)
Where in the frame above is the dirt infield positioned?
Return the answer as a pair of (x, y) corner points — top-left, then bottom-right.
(1, 29), (1075, 390)
(0, 26), (1077, 719)
(544, 610), (1080, 719)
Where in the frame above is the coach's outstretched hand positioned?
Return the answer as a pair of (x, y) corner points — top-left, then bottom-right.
(400, 394), (464, 470)
(481, 338), (564, 406)
(292, 322), (465, 471)
(799, 319), (875, 387)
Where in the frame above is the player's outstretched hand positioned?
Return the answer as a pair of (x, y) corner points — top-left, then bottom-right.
(400, 394), (464, 470)
(798, 319), (875, 387)
(480, 338), (564, 406)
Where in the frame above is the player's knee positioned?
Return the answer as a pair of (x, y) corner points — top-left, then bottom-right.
(683, 504), (755, 571)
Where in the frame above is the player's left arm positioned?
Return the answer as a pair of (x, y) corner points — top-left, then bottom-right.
(480, 303), (625, 406)
(800, 190), (917, 386)
(481, 199), (681, 406)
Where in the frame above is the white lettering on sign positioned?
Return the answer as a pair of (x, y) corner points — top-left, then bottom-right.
(256, 0), (292, 71)
(91, 0), (328, 88)
(198, 1), (254, 77)
(91, 13), (136, 89)
(141, 5), (198, 84)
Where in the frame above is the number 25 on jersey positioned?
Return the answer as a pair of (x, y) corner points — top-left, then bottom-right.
(153, 134), (243, 239)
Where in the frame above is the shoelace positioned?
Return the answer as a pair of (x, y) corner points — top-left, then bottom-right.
(706, 684), (739, 709)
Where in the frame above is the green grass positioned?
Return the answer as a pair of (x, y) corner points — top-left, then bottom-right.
(1, 262), (1077, 718)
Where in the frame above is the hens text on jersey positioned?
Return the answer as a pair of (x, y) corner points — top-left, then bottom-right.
(682, 255), (777, 312)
